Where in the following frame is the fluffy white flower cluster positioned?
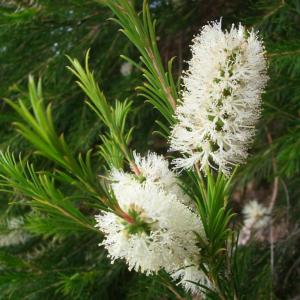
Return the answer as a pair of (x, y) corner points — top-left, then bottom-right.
(120, 62), (133, 76)
(95, 152), (208, 293)
(0, 217), (30, 247)
(130, 151), (190, 205)
(243, 200), (270, 230)
(239, 200), (270, 245)
(170, 21), (268, 175)
(171, 259), (211, 294)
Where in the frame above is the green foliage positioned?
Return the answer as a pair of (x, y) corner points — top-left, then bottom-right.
(68, 51), (134, 169)
(0, 151), (97, 236)
(4, 76), (114, 209)
(232, 244), (272, 299)
(107, 0), (178, 134)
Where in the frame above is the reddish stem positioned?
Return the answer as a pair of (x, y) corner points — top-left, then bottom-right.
(130, 162), (141, 176)
(114, 206), (134, 224)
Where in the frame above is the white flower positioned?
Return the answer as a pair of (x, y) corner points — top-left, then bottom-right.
(170, 259), (211, 295)
(95, 179), (204, 275)
(133, 151), (176, 188)
(0, 217), (30, 247)
(112, 151), (192, 206)
(7, 217), (24, 229)
(26, 238), (60, 259)
(133, 151), (191, 204)
(170, 20), (268, 175)
(243, 200), (270, 230)
(120, 62), (133, 76)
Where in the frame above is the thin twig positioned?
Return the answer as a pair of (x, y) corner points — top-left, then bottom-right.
(266, 131), (279, 210)
(269, 176), (279, 211)
(267, 49), (300, 58)
(266, 130), (279, 300)
(159, 275), (186, 300)
(254, 0), (285, 28)
(280, 178), (290, 224)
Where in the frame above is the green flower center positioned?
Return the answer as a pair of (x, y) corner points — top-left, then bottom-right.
(121, 204), (153, 236)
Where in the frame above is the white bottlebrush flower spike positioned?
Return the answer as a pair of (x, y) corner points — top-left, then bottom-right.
(170, 20), (268, 175)
(243, 200), (270, 230)
(95, 153), (205, 275)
